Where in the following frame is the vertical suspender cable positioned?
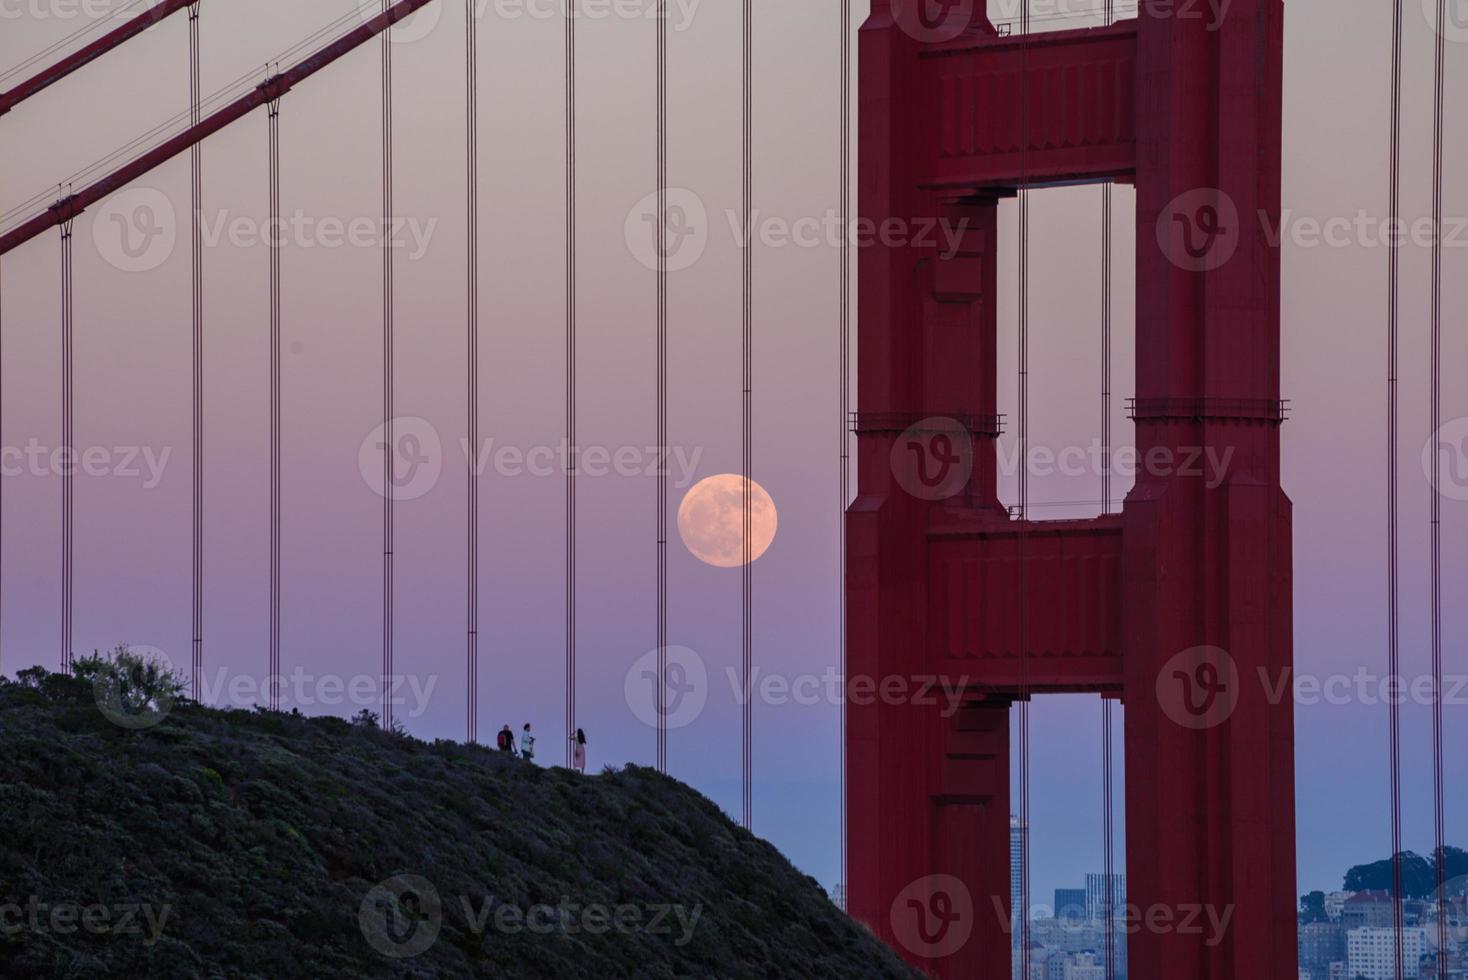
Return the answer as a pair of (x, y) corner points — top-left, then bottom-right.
(1429, 0), (1448, 972)
(838, 0), (851, 908)
(1100, 4), (1115, 977)
(465, 0), (481, 745)
(655, 0), (669, 774)
(267, 87), (282, 712)
(60, 216), (75, 671)
(565, 0), (578, 767)
(1387, 1), (1405, 975)
(189, 1), (204, 702)
(1016, 1), (1032, 972)
(381, 2), (396, 731)
(740, 0), (754, 833)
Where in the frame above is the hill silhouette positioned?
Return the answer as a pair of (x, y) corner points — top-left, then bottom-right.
(0, 665), (923, 979)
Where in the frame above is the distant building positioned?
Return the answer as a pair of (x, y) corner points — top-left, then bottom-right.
(1055, 888), (1088, 921)
(1325, 892), (1351, 921)
(1059, 951), (1105, 980)
(1347, 926), (1427, 979)
(1299, 921), (1346, 973)
(1343, 891), (1397, 930)
(1086, 873), (1126, 922)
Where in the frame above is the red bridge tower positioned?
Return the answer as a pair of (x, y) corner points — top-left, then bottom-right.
(846, 1), (1296, 977)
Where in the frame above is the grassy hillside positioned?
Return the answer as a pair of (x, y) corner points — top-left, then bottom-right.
(0, 667), (922, 979)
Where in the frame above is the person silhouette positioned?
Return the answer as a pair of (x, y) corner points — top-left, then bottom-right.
(520, 723), (536, 763)
(496, 725), (515, 753)
(571, 728), (587, 773)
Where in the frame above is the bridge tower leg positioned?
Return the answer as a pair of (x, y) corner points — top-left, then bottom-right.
(847, 7), (1011, 979)
(1122, 1), (1296, 976)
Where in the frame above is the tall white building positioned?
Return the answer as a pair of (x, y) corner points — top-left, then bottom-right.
(1011, 815), (1027, 933)
(1085, 873), (1126, 922)
(1347, 927), (1427, 979)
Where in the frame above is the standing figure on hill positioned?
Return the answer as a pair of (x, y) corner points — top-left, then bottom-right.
(520, 723), (536, 762)
(571, 728), (587, 773)
(496, 725), (515, 754)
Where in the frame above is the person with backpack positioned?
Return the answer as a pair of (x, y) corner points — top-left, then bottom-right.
(571, 728), (587, 773)
(520, 723), (536, 762)
(496, 725), (515, 754)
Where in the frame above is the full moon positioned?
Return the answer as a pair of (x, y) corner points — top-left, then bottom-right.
(677, 475), (778, 568)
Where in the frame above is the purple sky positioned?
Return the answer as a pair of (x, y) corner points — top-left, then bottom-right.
(0, 0), (1465, 907)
